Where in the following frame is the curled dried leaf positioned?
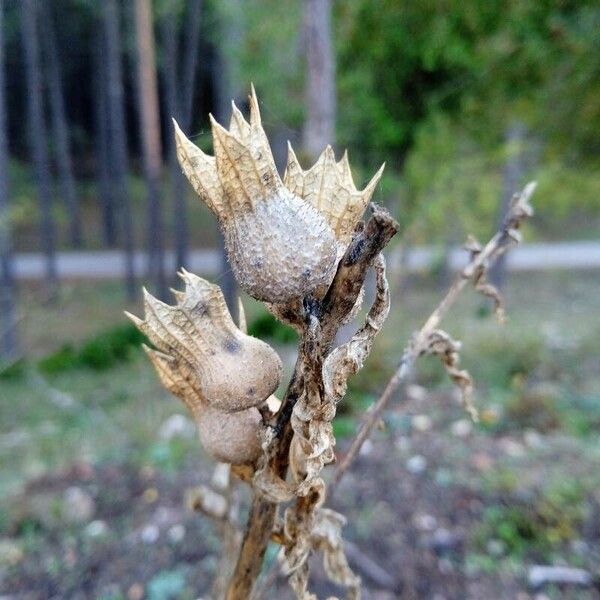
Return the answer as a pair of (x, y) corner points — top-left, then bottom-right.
(421, 329), (478, 421)
(279, 507), (360, 600)
(323, 254), (390, 402)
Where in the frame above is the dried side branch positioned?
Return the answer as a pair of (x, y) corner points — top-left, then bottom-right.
(320, 204), (398, 347)
(330, 182), (536, 493)
(186, 463), (243, 599)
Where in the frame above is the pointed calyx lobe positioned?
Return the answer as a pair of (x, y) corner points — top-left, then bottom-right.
(126, 270), (282, 415)
(173, 86), (385, 304)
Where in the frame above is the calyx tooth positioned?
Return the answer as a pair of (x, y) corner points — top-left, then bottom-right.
(172, 119), (224, 218)
(229, 100), (251, 142)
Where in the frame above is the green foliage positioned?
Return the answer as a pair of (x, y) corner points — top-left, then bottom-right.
(77, 324), (145, 370)
(248, 311), (297, 345)
(481, 468), (520, 496)
(207, 0), (304, 129)
(147, 439), (191, 473)
(38, 324), (146, 374)
(504, 386), (562, 433)
(37, 345), (79, 375)
(0, 358), (26, 380)
(465, 332), (545, 390)
(332, 415), (356, 439)
(336, 0), (600, 241)
(474, 480), (586, 558)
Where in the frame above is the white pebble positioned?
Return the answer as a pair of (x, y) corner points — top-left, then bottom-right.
(159, 414), (196, 441)
(406, 455), (427, 474)
(451, 419), (472, 438)
(85, 520), (108, 538)
(141, 524), (160, 544)
(406, 384), (427, 402)
(486, 538), (506, 557)
(168, 524), (186, 544)
(412, 414), (432, 432)
(359, 439), (374, 457)
(413, 513), (437, 531)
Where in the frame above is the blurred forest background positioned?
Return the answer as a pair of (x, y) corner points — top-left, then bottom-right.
(1, 1), (600, 598)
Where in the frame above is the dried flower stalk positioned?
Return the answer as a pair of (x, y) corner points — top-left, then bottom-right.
(130, 87), (535, 599)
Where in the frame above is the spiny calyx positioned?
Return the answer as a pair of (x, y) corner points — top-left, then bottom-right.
(126, 270), (282, 464)
(174, 86), (384, 304)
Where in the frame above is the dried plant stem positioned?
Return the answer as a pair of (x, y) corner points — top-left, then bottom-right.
(210, 465), (242, 599)
(330, 182), (536, 494)
(225, 205), (398, 599)
(224, 361), (301, 600)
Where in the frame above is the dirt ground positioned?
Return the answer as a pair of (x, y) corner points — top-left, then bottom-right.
(2, 391), (599, 600)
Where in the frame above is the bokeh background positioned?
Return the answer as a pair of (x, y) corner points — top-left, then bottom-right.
(0, 0), (599, 598)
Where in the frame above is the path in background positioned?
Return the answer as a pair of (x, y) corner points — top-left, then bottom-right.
(11, 241), (600, 280)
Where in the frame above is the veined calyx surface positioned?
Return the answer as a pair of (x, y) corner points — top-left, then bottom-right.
(174, 85), (384, 304)
(125, 270), (282, 465)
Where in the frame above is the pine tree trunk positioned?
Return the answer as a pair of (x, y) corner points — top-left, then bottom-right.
(93, 26), (117, 247)
(161, 10), (188, 271)
(303, 0), (336, 160)
(179, 0), (203, 131)
(134, 0), (166, 299)
(40, 2), (82, 248)
(213, 0), (243, 316)
(103, 0), (136, 298)
(161, 0), (203, 271)
(20, 0), (58, 299)
(0, 0), (18, 362)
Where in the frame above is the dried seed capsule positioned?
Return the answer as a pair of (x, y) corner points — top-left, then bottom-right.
(174, 86), (384, 304)
(138, 344), (264, 465)
(196, 404), (263, 465)
(174, 89), (338, 303)
(126, 270), (282, 413)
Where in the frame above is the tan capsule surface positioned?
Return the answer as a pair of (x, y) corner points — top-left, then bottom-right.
(224, 190), (338, 303)
(197, 404), (263, 465)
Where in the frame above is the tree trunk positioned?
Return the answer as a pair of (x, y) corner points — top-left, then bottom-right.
(20, 0), (58, 299)
(161, 9), (187, 272)
(134, 0), (166, 299)
(179, 0), (203, 130)
(0, 0), (18, 362)
(213, 0), (243, 316)
(302, 0), (335, 160)
(161, 0), (203, 272)
(489, 122), (525, 289)
(103, 0), (136, 298)
(93, 26), (117, 247)
(39, 2), (82, 248)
